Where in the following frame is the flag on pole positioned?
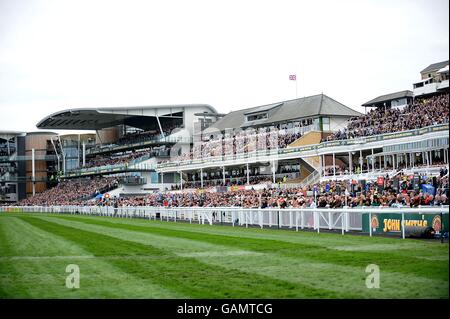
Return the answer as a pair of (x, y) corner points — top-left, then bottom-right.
(289, 74), (296, 81)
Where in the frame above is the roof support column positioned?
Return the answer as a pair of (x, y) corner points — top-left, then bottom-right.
(200, 168), (203, 188)
(58, 136), (66, 174)
(348, 152), (352, 175)
(161, 172), (164, 190)
(32, 148), (35, 196)
(222, 166), (226, 186)
(246, 163), (250, 185)
(322, 154), (326, 177)
(319, 155), (323, 178)
(179, 171), (183, 191)
(155, 113), (165, 138)
(272, 160), (276, 184)
(50, 136), (60, 172)
(82, 142), (86, 167)
(77, 134), (81, 168)
(359, 150), (363, 174)
(371, 149), (375, 173)
(429, 150), (433, 166)
(332, 153), (336, 178)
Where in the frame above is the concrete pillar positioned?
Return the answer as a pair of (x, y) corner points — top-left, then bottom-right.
(320, 154), (323, 177)
(272, 160), (276, 183)
(323, 154), (326, 176)
(371, 149), (375, 173)
(222, 166), (226, 185)
(32, 148), (36, 196)
(77, 134), (81, 168)
(62, 151), (66, 174)
(332, 153), (336, 177)
(359, 149), (363, 173)
(82, 142), (86, 167)
(246, 163), (250, 185)
(180, 171), (183, 190)
(200, 168), (204, 188)
(348, 152), (352, 175)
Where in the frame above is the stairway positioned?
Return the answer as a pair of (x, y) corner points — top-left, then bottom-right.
(283, 131), (324, 187)
(288, 131), (323, 148)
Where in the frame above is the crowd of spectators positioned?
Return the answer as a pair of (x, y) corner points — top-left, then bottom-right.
(75, 148), (165, 171)
(88, 124), (180, 155)
(117, 125), (178, 145)
(168, 126), (303, 163)
(108, 168), (448, 208)
(325, 94), (449, 141)
(8, 164), (448, 208)
(18, 177), (119, 206)
(83, 150), (147, 169)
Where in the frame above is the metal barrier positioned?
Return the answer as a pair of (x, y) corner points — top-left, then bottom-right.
(1, 205), (447, 239)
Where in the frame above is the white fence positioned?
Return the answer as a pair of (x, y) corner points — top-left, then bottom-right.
(1, 205), (448, 239)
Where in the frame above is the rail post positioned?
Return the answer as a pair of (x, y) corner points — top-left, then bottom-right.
(401, 212), (405, 239)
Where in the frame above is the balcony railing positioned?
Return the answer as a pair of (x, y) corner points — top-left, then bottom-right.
(86, 136), (192, 155)
(158, 123), (449, 170)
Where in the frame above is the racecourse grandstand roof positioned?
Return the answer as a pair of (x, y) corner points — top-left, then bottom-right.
(211, 94), (361, 131)
(36, 104), (217, 130)
(421, 60), (449, 74)
(362, 90), (413, 107)
(0, 130), (25, 135)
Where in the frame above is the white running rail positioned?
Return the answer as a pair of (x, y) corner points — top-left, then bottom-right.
(1, 205), (447, 239)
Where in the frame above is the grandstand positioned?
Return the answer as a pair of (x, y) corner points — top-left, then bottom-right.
(1, 59), (449, 301)
(1, 60), (449, 236)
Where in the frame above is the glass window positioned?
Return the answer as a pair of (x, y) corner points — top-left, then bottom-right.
(322, 117), (330, 131)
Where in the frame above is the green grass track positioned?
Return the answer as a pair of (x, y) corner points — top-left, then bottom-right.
(0, 212), (448, 298)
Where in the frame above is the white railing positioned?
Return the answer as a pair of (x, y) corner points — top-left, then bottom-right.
(1, 205), (447, 239)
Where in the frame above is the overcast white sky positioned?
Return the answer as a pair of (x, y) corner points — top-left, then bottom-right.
(0, 0), (448, 133)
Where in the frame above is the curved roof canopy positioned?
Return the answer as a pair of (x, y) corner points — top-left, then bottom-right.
(37, 104), (217, 130)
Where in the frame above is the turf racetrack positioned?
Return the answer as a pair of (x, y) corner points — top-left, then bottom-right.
(0, 213), (448, 298)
